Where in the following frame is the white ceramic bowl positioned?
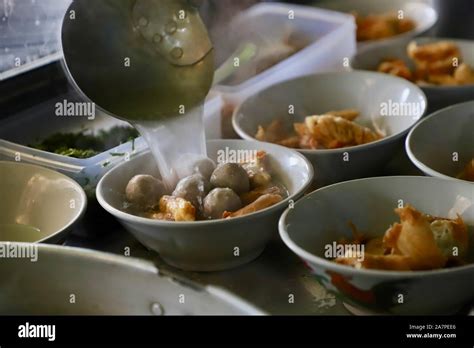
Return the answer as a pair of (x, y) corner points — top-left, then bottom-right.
(97, 140), (313, 272)
(279, 176), (474, 315)
(406, 101), (474, 182)
(351, 38), (474, 111)
(316, 0), (438, 49)
(0, 161), (87, 243)
(233, 71), (427, 186)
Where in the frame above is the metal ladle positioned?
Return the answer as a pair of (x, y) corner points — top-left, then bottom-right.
(61, 0), (215, 122)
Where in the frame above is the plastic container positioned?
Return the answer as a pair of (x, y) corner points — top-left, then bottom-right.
(207, 3), (356, 139)
(0, 93), (143, 192)
(0, 0), (71, 75)
(0, 92), (224, 192)
(213, 3), (357, 102)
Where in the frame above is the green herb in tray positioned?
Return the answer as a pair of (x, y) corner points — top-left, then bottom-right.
(29, 126), (139, 159)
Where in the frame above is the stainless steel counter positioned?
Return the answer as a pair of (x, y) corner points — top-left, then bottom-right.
(64, 148), (422, 315)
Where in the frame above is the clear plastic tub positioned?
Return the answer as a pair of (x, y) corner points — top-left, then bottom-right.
(0, 0), (71, 74)
(0, 93), (144, 194)
(0, 92), (224, 192)
(208, 3), (356, 138)
(0, 92), (222, 193)
(213, 3), (357, 101)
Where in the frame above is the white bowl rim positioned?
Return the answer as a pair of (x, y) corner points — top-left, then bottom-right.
(96, 139), (314, 227)
(0, 161), (88, 243)
(406, 101), (474, 183)
(2, 242), (159, 272)
(1, 242), (266, 314)
(279, 175), (474, 278)
(352, 37), (474, 91)
(232, 71), (428, 154)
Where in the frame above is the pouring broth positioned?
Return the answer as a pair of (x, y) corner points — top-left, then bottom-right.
(133, 105), (208, 191)
(61, 0), (215, 190)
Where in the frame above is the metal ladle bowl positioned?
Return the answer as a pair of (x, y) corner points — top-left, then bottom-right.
(61, 0), (214, 121)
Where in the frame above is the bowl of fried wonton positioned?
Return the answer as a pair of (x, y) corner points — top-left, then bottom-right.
(233, 72), (427, 187)
(279, 176), (474, 315)
(406, 101), (474, 183)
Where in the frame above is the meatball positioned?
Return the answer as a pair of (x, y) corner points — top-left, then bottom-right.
(175, 155), (216, 180)
(125, 175), (165, 208)
(193, 158), (217, 180)
(210, 163), (250, 194)
(172, 174), (211, 211)
(203, 188), (242, 219)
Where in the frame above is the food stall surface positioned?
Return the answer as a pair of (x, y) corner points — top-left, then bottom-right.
(63, 149), (423, 316)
